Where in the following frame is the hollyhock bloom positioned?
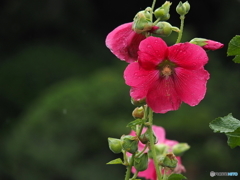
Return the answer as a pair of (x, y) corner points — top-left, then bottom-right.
(124, 36), (210, 113)
(189, 38), (224, 51)
(127, 125), (186, 180)
(105, 22), (146, 63)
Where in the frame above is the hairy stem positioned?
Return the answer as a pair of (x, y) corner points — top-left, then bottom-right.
(148, 108), (162, 180)
(175, 15), (185, 44)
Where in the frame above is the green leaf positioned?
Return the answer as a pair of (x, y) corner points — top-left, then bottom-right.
(106, 158), (123, 165)
(168, 174), (187, 180)
(226, 127), (240, 148)
(210, 114), (240, 148)
(227, 35), (240, 63)
(209, 113), (240, 133)
(232, 55), (240, 63)
(126, 119), (146, 128)
(228, 35), (240, 56)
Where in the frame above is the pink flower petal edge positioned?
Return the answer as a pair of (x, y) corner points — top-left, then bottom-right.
(105, 22), (145, 63)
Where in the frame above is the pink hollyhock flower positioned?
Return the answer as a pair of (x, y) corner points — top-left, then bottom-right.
(105, 22), (146, 63)
(124, 36), (210, 113)
(127, 125), (186, 180)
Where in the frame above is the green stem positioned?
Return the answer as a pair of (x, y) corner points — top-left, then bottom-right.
(175, 15), (185, 44)
(136, 144), (148, 158)
(150, 0), (157, 22)
(148, 108), (162, 180)
(124, 153), (135, 180)
(130, 170), (139, 180)
(153, 17), (161, 25)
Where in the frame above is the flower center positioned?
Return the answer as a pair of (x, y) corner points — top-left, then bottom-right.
(161, 65), (172, 77)
(158, 60), (175, 78)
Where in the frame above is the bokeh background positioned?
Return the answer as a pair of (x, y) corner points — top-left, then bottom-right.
(0, 0), (240, 180)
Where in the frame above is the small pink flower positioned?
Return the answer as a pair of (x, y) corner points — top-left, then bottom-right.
(105, 22), (146, 63)
(124, 36), (210, 113)
(128, 125), (186, 180)
(202, 40), (224, 50)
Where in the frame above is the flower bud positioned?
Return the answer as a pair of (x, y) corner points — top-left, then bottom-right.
(152, 22), (173, 37)
(176, 1), (190, 16)
(132, 106), (144, 119)
(159, 153), (178, 169)
(139, 131), (150, 144)
(131, 98), (146, 106)
(121, 135), (138, 154)
(154, 1), (172, 20)
(134, 153), (149, 171)
(172, 143), (190, 156)
(148, 144), (168, 159)
(108, 138), (123, 154)
(155, 144), (169, 155)
(133, 9), (153, 34)
(189, 38), (224, 50)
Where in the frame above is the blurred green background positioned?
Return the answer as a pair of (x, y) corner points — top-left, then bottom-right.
(0, 0), (240, 180)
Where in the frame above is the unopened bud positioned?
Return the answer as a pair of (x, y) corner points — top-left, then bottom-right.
(159, 153), (178, 169)
(139, 128), (157, 145)
(172, 143), (190, 156)
(132, 107), (144, 119)
(121, 135), (138, 154)
(131, 98), (146, 106)
(154, 1), (172, 20)
(139, 131), (150, 144)
(148, 143), (168, 159)
(152, 22), (173, 37)
(108, 138), (123, 154)
(155, 144), (169, 155)
(133, 8), (153, 34)
(176, 1), (190, 16)
(189, 38), (224, 50)
(134, 153), (148, 171)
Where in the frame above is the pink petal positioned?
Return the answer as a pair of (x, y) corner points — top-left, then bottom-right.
(152, 125), (166, 143)
(174, 67), (210, 106)
(164, 139), (178, 147)
(124, 62), (159, 100)
(130, 86), (148, 101)
(138, 36), (168, 70)
(168, 42), (208, 69)
(146, 77), (182, 113)
(105, 22), (145, 63)
(203, 40), (224, 50)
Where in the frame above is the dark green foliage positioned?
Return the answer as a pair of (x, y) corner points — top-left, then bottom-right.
(0, 0), (240, 180)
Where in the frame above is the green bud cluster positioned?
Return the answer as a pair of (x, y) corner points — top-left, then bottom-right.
(176, 1), (190, 15)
